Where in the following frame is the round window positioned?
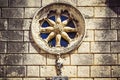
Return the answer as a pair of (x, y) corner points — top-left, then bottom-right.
(31, 2), (85, 54)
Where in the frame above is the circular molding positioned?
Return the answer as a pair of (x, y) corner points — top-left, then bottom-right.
(31, 2), (85, 54)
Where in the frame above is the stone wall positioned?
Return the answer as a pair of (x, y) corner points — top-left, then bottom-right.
(0, 0), (120, 80)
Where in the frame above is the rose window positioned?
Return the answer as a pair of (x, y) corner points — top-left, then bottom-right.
(31, 2), (85, 54)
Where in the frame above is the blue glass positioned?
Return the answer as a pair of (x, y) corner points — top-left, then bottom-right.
(40, 33), (49, 39)
(67, 20), (75, 28)
(41, 21), (50, 27)
(49, 16), (55, 21)
(48, 37), (56, 47)
(67, 32), (76, 39)
(60, 38), (68, 47)
(60, 15), (68, 21)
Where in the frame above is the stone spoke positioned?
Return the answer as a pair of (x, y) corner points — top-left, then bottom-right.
(64, 27), (77, 32)
(62, 19), (69, 26)
(61, 32), (71, 43)
(56, 34), (61, 47)
(45, 32), (55, 42)
(45, 18), (56, 26)
(40, 27), (54, 33)
(56, 15), (61, 23)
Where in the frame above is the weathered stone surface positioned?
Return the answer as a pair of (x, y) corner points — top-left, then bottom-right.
(6, 78), (22, 80)
(95, 7), (117, 17)
(78, 42), (90, 53)
(70, 78), (93, 80)
(6, 66), (26, 77)
(94, 78), (117, 80)
(85, 19), (110, 29)
(0, 66), (5, 77)
(71, 54), (93, 65)
(78, 66), (89, 77)
(24, 31), (29, 41)
(47, 54), (70, 65)
(78, 7), (94, 18)
(0, 0), (8, 7)
(77, 0), (106, 6)
(25, 8), (39, 18)
(4, 54), (23, 65)
(0, 42), (6, 53)
(0, 31), (8, 41)
(29, 42), (40, 53)
(111, 66), (120, 77)
(9, 0), (41, 7)
(0, 19), (7, 30)
(91, 66), (111, 77)
(40, 66), (56, 77)
(23, 78), (45, 80)
(91, 42), (110, 53)
(83, 30), (94, 41)
(23, 54), (46, 65)
(9, 19), (31, 30)
(2, 8), (24, 18)
(118, 30), (120, 41)
(8, 42), (28, 53)
(62, 66), (77, 77)
(7, 31), (23, 41)
(111, 42), (120, 52)
(94, 54), (117, 65)
(95, 30), (117, 41)
(27, 66), (39, 77)
(111, 19), (120, 29)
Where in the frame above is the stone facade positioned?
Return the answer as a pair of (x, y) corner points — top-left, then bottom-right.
(0, 0), (120, 80)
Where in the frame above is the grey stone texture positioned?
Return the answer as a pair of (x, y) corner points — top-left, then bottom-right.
(0, 0), (120, 79)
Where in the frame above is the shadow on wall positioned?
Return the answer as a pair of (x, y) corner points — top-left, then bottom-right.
(106, 0), (120, 15)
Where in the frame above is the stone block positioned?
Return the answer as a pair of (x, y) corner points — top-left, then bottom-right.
(40, 66), (56, 77)
(78, 7), (94, 18)
(6, 78), (22, 80)
(78, 42), (90, 53)
(94, 54), (117, 65)
(47, 54), (70, 65)
(94, 78), (117, 80)
(23, 78), (45, 80)
(25, 8), (39, 18)
(0, 19), (7, 30)
(29, 42), (40, 53)
(111, 19), (120, 29)
(9, 0), (41, 7)
(0, 66), (5, 77)
(0, 0), (8, 7)
(4, 54), (23, 65)
(8, 19), (31, 30)
(23, 54), (46, 65)
(91, 66), (111, 77)
(27, 66), (39, 77)
(91, 42), (110, 53)
(7, 31), (23, 41)
(77, 0), (106, 6)
(95, 7), (117, 17)
(8, 42), (28, 53)
(118, 30), (120, 41)
(95, 30), (117, 41)
(6, 66), (26, 77)
(111, 66), (120, 77)
(78, 66), (89, 77)
(0, 31), (8, 41)
(70, 78), (93, 80)
(111, 42), (120, 52)
(71, 54), (93, 65)
(85, 19), (110, 29)
(24, 31), (29, 41)
(62, 66), (77, 77)
(83, 30), (94, 41)
(0, 42), (6, 53)
(2, 8), (24, 18)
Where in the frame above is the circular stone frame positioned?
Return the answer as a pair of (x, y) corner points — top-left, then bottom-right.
(31, 2), (85, 54)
